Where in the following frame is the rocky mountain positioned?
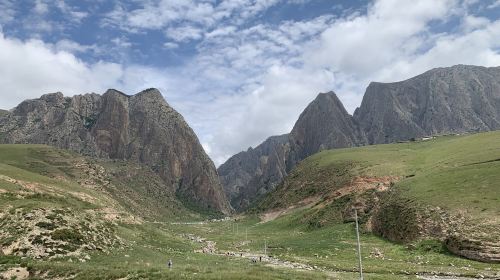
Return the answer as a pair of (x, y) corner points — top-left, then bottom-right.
(219, 65), (500, 211)
(355, 64), (500, 144)
(287, 92), (366, 168)
(219, 91), (363, 210)
(0, 88), (231, 215)
(218, 134), (290, 210)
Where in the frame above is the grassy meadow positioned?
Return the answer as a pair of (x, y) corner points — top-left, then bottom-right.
(1, 131), (500, 279)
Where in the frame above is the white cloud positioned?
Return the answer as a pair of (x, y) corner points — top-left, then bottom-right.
(1, 0), (89, 37)
(111, 37), (132, 48)
(102, 0), (284, 42)
(33, 0), (49, 15)
(488, 0), (500, 9)
(307, 0), (456, 77)
(462, 15), (490, 32)
(0, 0), (16, 25)
(54, 39), (97, 54)
(163, 42), (179, 49)
(54, 0), (88, 23)
(0, 33), (123, 109)
(166, 25), (204, 42)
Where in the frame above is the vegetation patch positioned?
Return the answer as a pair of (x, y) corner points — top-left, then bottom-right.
(51, 229), (83, 244)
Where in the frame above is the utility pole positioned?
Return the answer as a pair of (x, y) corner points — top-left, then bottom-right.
(355, 208), (364, 280)
(264, 239), (267, 256)
(245, 228), (248, 242)
(237, 224), (239, 235)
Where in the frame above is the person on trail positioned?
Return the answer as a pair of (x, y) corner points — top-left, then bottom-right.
(259, 256), (262, 262)
(168, 259), (172, 269)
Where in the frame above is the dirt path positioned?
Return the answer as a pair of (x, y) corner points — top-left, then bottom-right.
(259, 195), (321, 223)
(182, 232), (499, 279)
(417, 276), (489, 280)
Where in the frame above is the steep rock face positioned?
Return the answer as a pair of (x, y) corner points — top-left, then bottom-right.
(287, 92), (366, 168)
(0, 89), (231, 214)
(354, 65), (500, 144)
(218, 92), (363, 211)
(218, 134), (289, 210)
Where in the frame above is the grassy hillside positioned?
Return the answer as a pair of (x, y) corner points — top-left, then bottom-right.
(258, 131), (499, 213)
(255, 131), (500, 262)
(0, 144), (197, 221)
(0, 143), (499, 279)
(0, 145), (337, 279)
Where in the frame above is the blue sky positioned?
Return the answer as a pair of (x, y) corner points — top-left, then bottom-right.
(0, 0), (499, 165)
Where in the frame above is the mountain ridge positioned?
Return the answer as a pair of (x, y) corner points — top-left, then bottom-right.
(219, 64), (500, 211)
(0, 88), (231, 215)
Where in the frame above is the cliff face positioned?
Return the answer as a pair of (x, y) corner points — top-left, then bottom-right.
(218, 92), (362, 211)
(0, 88), (231, 215)
(220, 65), (500, 211)
(218, 134), (290, 210)
(287, 92), (366, 168)
(354, 65), (500, 144)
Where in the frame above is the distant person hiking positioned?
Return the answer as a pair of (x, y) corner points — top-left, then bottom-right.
(168, 259), (172, 269)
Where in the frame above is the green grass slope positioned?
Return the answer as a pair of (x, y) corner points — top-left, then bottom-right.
(0, 142), (499, 279)
(255, 131), (500, 263)
(0, 144), (197, 221)
(0, 145), (334, 279)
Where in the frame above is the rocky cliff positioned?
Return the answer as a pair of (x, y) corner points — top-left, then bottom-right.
(218, 134), (290, 210)
(287, 92), (366, 168)
(0, 88), (231, 215)
(220, 65), (500, 211)
(219, 91), (362, 210)
(355, 65), (500, 144)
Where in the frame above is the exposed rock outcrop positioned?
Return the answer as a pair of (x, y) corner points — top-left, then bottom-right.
(219, 92), (361, 211)
(371, 192), (500, 263)
(287, 92), (366, 168)
(218, 134), (290, 210)
(354, 65), (500, 144)
(0, 88), (231, 214)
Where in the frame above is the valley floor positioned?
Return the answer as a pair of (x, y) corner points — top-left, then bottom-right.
(2, 214), (499, 280)
(1, 132), (500, 279)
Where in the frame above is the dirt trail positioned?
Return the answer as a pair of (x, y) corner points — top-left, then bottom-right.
(182, 232), (499, 279)
(417, 276), (489, 280)
(259, 195), (321, 223)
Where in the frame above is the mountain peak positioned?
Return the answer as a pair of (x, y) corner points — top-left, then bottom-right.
(314, 90), (339, 101)
(39, 92), (65, 103)
(135, 88), (162, 98)
(309, 91), (345, 111)
(103, 89), (130, 97)
(0, 89), (231, 215)
(132, 88), (170, 106)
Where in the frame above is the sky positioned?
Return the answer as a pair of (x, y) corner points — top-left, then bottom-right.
(0, 0), (499, 166)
